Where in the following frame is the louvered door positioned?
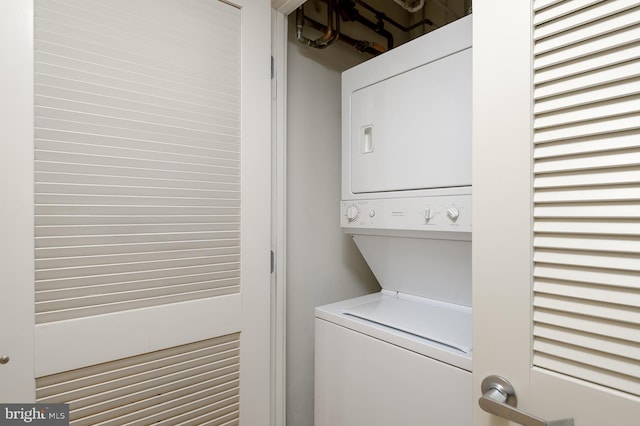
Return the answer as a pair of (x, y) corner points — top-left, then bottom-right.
(0, 0), (272, 423)
(531, 0), (640, 399)
(473, 1), (639, 425)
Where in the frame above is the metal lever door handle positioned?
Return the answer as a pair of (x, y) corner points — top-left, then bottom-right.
(479, 375), (574, 426)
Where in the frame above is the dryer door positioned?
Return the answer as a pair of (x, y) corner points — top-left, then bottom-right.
(349, 48), (472, 194)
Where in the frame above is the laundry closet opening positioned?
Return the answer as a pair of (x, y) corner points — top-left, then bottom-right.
(284, 1), (472, 425)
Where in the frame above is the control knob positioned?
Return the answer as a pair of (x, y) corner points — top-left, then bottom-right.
(423, 208), (435, 221)
(446, 207), (460, 221)
(346, 205), (360, 222)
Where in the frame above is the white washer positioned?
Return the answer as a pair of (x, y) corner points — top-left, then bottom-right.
(315, 320), (470, 425)
(315, 195), (473, 425)
(315, 291), (471, 426)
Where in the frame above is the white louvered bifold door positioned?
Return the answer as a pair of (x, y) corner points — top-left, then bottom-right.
(472, 1), (639, 424)
(29, 0), (271, 423)
(532, 0), (640, 398)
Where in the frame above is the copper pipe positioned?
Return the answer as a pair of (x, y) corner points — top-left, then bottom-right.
(302, 14), (383, 56)
(296, 3), (338, 49)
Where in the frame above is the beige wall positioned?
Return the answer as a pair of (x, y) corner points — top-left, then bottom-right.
(285, 11), (380, 426)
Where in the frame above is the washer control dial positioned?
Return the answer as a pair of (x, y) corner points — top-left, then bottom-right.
(346, 205), (360, 222)
(446, 207), (460, 221)
(424, 208), (435, 221)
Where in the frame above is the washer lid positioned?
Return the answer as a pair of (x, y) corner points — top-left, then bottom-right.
(343, 295), (472, 354)
(351, 234), (472, 306)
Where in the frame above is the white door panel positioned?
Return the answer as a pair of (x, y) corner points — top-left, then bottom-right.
(0, 0), (35, 402)
(473, 1), (639, 425)
(1, 1), (271, 423)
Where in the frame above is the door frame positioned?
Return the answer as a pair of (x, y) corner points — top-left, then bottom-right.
(271, 8), (288, 426)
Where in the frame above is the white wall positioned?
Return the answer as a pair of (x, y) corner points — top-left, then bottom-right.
(285, 13), (380, 426)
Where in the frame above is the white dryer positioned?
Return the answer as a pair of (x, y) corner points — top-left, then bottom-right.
(315, 15), (473, 426)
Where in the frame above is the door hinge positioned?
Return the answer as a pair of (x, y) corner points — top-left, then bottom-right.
(270, 250), (275, 274)
(271, 55), (275, 79)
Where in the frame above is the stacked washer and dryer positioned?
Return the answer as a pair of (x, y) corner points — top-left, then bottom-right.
(315, 16), (473, 426)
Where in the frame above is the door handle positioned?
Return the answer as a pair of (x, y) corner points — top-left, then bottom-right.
(479, 375), (574, 426)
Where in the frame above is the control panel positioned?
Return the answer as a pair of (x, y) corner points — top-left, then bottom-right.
(341, 195), (471, 233)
